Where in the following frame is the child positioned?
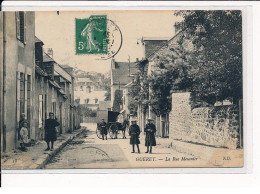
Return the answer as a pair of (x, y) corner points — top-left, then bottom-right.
(20, 121), (29, 151)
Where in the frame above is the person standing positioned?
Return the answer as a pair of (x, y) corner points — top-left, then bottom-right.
(100, 119), (107, 140)
(129, 120), (141, 153)
(122, 117), (129, 139)
(45, 112), (60, 151)
(18, 113), (28, 141)
(144, 118), (156, 154)
(19, 121), (29, 151)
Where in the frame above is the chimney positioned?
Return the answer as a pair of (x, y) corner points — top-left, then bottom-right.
(46, 48), (53, 58)
(111, 58), (116, 69)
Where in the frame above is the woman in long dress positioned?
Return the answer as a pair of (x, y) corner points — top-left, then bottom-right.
(129, 120), (141, 153)
(144, 118), (156, 154)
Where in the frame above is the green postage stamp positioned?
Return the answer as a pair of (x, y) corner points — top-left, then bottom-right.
(75, 15), (107, 54)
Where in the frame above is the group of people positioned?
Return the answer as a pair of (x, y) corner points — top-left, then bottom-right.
(98, 117), (156, 154)
(18, 112), (156, 154)
(18, 112), (60, 152)
(129, 118), (156, 154)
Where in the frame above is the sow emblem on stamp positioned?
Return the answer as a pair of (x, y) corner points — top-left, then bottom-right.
(76, 15), (107, 54)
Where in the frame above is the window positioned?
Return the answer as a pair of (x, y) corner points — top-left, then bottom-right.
(20, 73), (25, 115)
(85, 99), (89, 104)
(80, 86), (83, 91)
(16, 11), (26, 44)
(52, 102), (56, 117)
(95, 98), (98, 104)
(27, 75), (31, 136)
(86, 86), (91, 93)
(39, 95), (43, 128)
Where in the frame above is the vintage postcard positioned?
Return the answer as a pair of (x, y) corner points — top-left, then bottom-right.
(0, 10), (244, 169)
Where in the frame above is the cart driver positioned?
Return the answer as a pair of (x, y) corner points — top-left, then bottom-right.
(100, 119), (107, 140)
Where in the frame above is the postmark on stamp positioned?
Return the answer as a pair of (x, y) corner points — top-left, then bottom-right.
(75, 15), (122, 59)
(76, 15), (107, 54)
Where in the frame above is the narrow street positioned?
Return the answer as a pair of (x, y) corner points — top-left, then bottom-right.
(45, 123), (202, 169)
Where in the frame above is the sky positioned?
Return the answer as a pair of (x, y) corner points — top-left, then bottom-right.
(35, 10), (180, 74)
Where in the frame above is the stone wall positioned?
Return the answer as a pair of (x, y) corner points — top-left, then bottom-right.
(169, 92), (240, 149)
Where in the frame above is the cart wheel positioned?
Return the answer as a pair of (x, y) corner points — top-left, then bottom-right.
(96, 127), (103, 139)
(109, 124), (118, 139)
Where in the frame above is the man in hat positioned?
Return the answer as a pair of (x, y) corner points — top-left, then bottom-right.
(144, 118), (156, 153)
(129, 119), (140, 153)
(100, 118), (107, 140)
(44, 112), (60, 151)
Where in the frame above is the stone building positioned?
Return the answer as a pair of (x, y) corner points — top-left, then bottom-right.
(35, 37), (80, 139)
(133, 37), (171, 135)
(1, 11), (36, 151)
(0, 11), (81, 152)
(110, 58), (137, 113)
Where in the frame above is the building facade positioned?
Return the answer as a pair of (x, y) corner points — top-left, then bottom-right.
(1, 11), (36, 151)
(0, 12), (81, 152)
(110, 58), (137, 113)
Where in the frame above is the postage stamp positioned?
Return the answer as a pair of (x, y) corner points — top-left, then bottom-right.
(75, 15), (107, 54)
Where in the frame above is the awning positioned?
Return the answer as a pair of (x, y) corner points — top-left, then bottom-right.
(58, 89), (66, 95)
(49, 80), (61, 89)
(58, 89), (68, 99)
(35, 65), (48, 77)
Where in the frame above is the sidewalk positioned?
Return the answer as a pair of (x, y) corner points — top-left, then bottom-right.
(1, 127), (86, 170)
(158, 138), (244, 167)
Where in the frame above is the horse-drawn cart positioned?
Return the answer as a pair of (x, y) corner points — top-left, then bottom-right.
(96, 111), (128, 139)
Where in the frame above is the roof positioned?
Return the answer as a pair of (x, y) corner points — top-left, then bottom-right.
(60, 64), (71, 69)
(142, 38), (169, 58)
(43, 52), (54, 62)
(77, 77), (93, 83)
(112, 62), (138, 85)
(143, 37), (170, 41)
(49, 80), (61, 89)
(35, 36), (44, 44)
(35, 65), (48, 77)
(99, 101), (111, 110)
(147, 31), (184, 60)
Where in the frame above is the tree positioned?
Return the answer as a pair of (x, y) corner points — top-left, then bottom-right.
(128, 60), (150, 115)
(174, 10), (242, 105)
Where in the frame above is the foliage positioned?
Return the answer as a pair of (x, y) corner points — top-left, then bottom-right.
(128, 60), (150, 114)
(78, 105), (97, 117)
(174, 10), (242, 105)
(112, 89), (123, 112)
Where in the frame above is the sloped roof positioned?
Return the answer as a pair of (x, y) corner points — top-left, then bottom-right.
(112, 62), (138, 85)
(143, 38), (168, 59)
(99, 101), (111, 110)
(49, 80), (61, 89)
(147, 31), (183, 60)
(43, 52), (54, 62)
(35, 36), (43, 44)
(35, 65), (47, 77)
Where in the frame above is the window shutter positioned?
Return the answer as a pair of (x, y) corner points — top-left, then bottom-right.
(16, 12), (20, 40)
(24, 12), (27, 44)
(19, 11), (25, 43)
